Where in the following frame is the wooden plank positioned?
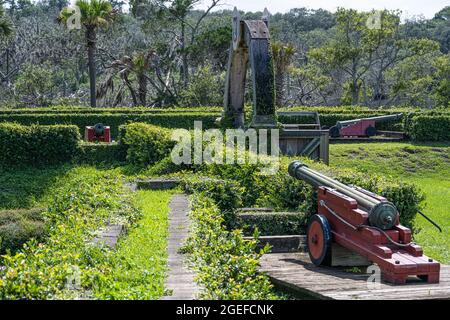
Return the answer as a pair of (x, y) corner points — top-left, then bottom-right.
(161, 194), (199, 300)
(260, 253), (450, 300)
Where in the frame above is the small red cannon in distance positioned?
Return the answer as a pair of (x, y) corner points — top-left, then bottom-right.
(288, 161), (440, 284)
(85, 123), (111, 143)
(329, 113), (403, 138)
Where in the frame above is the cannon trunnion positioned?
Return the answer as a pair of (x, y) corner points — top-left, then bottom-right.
(289, 161), (440, 284)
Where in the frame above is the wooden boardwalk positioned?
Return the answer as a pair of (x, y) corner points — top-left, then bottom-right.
(260, 252), (450, 300)
(162, 194), (199, 300)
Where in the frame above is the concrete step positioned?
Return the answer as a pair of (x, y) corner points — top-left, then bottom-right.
(136, 179), (181, 190)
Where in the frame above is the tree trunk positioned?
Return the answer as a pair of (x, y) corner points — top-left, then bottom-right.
(181, 21), (189, 88)
(351, 60), (359, 105)
(86, 27), (97, 108)
(138, 73), (147, 106)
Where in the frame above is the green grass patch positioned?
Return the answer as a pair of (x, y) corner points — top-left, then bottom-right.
(94, 190), (173, 300)
(329, 142), (450, 263)
(0, 165), (73, 209)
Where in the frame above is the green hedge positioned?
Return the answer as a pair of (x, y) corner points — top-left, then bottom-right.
(76, 143), (127, 165)
(405, 115), (450, 141)
(119, 123), (175, 166)
(183, 177), (243, 225)
(185, 195), (276, 300)
(0, 112), (218, 138)
(235, 211), (307, 236)
(0, 123), (80, 167)
(0, 106), (222, 115)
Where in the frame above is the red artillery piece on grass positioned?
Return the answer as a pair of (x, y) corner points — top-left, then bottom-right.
(85, 123), (111, 143)
(329, 113), (403, 138)
(288, 161), (441, 284)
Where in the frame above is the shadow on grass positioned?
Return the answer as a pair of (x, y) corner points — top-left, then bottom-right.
(0, 164), (75, 209)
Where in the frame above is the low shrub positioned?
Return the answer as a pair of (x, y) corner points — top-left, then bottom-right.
(186, 195), (277, 300)
(0, 208), (46, 254)
(0, 123), (80, 167)
(183, 177), (242, 225)
(405, 115), (450, 141)
(235, 211), (307, 236)
(119, 123), (175, 166)
(0, 168), (139, 299)
(76, 143), (127, 165)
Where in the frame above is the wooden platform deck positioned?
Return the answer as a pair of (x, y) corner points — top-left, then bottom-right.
(161, 194), (199, 300)
(260, 253), (450, 300)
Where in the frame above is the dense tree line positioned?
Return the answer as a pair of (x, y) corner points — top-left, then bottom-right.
(0, 0), (448, 108)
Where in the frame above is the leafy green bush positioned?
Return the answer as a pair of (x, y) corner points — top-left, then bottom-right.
(76, 143), (127, 165)
(235, 211), (307, 236)
(0, 123), (80, 167)
(0, 208), (46, 254)
(119, 123), (175, 166)
(405, 115), (450, 141)
(179, 65), (224, 107)
(183, 177), (242, 225)
(186, 195), (276, 300)
(255, 171), (314, 212)
(0, 168), (139, 299)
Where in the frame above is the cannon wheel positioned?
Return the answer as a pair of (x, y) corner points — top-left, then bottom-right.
(329, 126), (340, 138)
(307, 214), (332, 266)
(365, 125), (377, 137)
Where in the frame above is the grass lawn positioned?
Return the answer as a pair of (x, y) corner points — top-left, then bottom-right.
(94, 189), (174, 299)
(329, 142), (450, 263)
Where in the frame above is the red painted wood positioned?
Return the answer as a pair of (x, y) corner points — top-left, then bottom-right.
(340, 119), (376, 137)
(85, 126), (111, 143)
(316, 186), (441, 284)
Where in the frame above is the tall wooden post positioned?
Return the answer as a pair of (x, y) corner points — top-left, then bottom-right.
(224, 8), (277, 128)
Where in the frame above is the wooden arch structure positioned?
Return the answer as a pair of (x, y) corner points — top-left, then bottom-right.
(223, 8), (277, 128)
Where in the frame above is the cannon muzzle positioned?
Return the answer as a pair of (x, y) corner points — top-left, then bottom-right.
(288, 161), (399, 230)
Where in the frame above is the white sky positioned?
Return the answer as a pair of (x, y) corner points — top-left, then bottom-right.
(197, 0), (449, 19)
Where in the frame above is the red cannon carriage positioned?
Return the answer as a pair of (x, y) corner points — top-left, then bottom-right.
(289, 161), (440, 284)
(329, 113), (403, 138)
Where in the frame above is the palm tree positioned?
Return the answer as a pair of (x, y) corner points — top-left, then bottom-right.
(59, 0), (116, 107)
(97, 50), (157, 106)
(0, 5), (13, 38)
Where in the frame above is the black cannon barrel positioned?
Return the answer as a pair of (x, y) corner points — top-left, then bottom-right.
(288, 161), (399, 230)
(337, 113), (403, 128)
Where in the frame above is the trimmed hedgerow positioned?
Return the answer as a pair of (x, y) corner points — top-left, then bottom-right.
(183, 177), (242, 226)
(0, 106), (223, 115)
(76, 143), (127, 165)
(0, 123), (80, 167)
(235, 211), (307, 236)
(405, 115), (450, 141)
(119, 123), (176, 167)
(185, 194), (277, 300)
(0, 112), (218, 138)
